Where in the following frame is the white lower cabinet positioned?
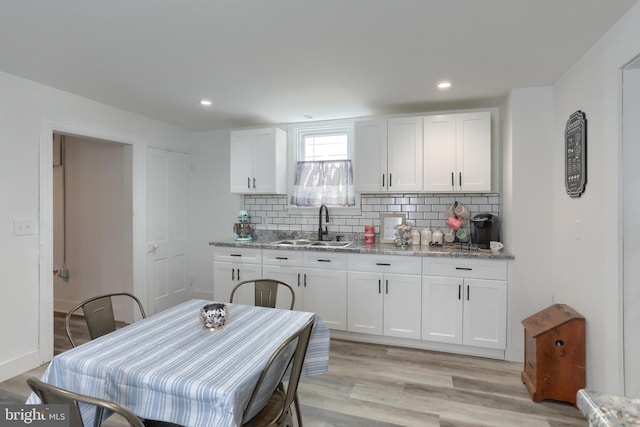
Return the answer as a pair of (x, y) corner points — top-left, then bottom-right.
(262, 250), (347, 331)
(347, 254), (422, 339)
(213, 247), (262, 304)
(422, 258), (507, 350)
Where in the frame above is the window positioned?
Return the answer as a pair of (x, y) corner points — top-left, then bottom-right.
(289, 121), (356, 209)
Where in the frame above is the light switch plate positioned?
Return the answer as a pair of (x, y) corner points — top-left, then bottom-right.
(14, 218), (35, 236)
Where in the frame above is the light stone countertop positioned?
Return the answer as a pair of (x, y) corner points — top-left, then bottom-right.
(208, 238), (514, 260)
(577, 389), (640, 426)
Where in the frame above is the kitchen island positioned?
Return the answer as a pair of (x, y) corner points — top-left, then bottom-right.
(577, 389), (640, 426)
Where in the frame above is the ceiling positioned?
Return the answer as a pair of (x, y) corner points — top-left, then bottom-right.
(1, 0), (637, 131)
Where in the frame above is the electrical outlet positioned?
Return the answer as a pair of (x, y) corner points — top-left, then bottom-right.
(14, 218), (35, 236)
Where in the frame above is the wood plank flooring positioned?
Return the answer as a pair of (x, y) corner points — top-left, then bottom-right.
(0, 313), (587, 426)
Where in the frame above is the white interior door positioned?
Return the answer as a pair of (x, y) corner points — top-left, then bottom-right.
(622, 58), (640, 397)
(146, 147), (190, 314)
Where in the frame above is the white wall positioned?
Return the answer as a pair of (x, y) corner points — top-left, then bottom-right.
(0, 70), (190, 382)
(53, 135), (135, 322)
(502, 87), (555, 362)
(549, 2), (640, 393)
(188, 130), (243, 300)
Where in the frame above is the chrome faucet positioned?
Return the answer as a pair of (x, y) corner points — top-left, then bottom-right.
(318, 204), (329, 241)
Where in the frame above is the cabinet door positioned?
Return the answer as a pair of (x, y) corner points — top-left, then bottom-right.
(213, 261), (261, 304)
(387, 117), (423, 192)
(253, 128), (276, 193)
(463, 278), (507, 349)
(423, 115), (456, 192)
(422, 276), (463, 344)
(456, 112), (491, 192)
(229, 131), (255, 193)
(303, 268), (347, 331)
(262, 264), (303, 311)
(383, 273), (422, 339)
(354, 119), (387, 192)
(347, 271), (383, 335)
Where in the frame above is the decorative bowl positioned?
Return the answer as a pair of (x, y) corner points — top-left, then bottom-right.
(199, 303), (229, 331)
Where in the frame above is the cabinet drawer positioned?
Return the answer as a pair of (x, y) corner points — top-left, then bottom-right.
(213, 247), (262, 264)
(422, 258), (507, 280)
(348, 254), (421, 275)
(303, 251), (347, 270)
(262, 249), (303, 267)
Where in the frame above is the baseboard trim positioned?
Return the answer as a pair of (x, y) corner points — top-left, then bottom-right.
(330, 330), (506, 360)
(0, 350), (44, 383)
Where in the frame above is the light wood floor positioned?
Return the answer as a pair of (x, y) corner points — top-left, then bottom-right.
(0, 313), (587, 426)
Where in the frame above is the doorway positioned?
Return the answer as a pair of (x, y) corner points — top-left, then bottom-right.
(52, 133), (134, 323)
(621, 56), (640, 397)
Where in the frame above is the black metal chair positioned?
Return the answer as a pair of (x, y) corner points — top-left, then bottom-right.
(230, 279), (295, 310)
(241, 318), (314, 427)
(65, 292), (146, 347)
(27, 377), (144, 427)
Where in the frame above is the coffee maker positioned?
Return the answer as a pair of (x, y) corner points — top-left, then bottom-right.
(470, 213), (499, 249)
(233, 210), (252, 241)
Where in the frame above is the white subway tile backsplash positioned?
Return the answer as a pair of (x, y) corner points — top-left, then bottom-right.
(246, 192), (500, 234)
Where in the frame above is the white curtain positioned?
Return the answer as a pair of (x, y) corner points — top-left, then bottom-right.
(290, 160), (355, 207)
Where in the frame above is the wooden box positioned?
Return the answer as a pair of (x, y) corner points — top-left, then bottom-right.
(521, 304), (585, 405)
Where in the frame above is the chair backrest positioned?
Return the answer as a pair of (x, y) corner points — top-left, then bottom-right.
(65, 292), (146, 347)
(27, 377), (144, 427)
(230, 279), (295, 310)
(241, 318), (314, 425)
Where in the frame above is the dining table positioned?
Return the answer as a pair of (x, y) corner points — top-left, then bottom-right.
(27, 299), (330, 427)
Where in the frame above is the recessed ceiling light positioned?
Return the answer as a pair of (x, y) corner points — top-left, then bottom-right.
(303, 115), (313, 119)
(200, 99), (212, 106)
(437, 81), (452, 89)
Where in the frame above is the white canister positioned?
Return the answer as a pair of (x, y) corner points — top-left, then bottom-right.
(431, 229), (443, 245)
(420, 227), (432, 246)
(410, 228), (420, 245)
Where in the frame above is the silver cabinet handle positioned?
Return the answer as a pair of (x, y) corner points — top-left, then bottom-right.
(378, 279), (381, 294)
(459, 172), (462, 187)
(304, 274), (307, 287)
(247, 177), (251, 189)
(458, 284), (461, 300)
(231, 269), (235, 281)
(385, 279), (389, 294)
(389, 173), (392, 187)
(253, 177), (256, 189)
(297, 273), (301, 287)
(467, 285), (470, 301)
(451, 172), (454, 187)
(382, 174), (385, 187)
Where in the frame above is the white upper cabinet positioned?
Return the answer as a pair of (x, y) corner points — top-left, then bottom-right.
(355, 117), (423, 192)
(423, 111), (491, 192)
(230, 128), (287, 194)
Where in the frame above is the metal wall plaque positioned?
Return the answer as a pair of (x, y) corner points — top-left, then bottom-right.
(565, 111), (587, 198)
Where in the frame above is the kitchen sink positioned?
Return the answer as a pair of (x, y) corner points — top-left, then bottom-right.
(271, 239), (351, 248)
(307, 241), (351, 248)
(271, 239), (312, 246)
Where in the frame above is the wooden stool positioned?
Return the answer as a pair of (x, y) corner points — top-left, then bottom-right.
(521, 304), (585, 405)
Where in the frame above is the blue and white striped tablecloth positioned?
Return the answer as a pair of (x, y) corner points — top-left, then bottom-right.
(28, 300), (330, 427)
